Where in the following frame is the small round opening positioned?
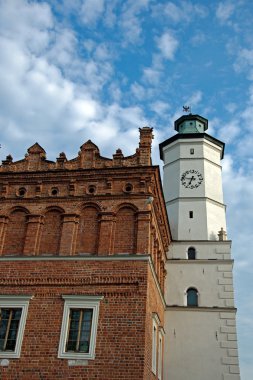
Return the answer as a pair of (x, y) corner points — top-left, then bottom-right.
(18, 188), (26, 197)
(125, 183), (133, 192)
(88, 185), (96, 194)
(51, 188), (59, 196)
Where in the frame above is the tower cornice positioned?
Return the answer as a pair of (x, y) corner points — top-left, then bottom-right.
(159, 132), (225, 160)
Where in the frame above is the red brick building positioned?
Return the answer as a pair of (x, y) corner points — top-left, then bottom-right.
(0, 127), (171, 379)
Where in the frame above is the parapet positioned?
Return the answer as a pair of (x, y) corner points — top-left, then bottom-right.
(0, 127), (154, 172)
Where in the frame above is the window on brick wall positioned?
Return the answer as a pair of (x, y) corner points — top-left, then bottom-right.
(58, 295), (103, 360)
(152, 313), (160, 375)
(0, 295), (32, 358)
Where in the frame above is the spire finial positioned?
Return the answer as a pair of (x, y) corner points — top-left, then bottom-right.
(182, 105), (191, 114)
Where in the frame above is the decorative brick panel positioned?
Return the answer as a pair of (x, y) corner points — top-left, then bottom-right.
(3, 209), (27, 255)
(76, 206), (100, 254)
(39, 209), (63, 255)
(114, 206), (137, 254)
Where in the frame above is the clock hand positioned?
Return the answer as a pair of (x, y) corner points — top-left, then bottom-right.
(186, 176), (196, 185)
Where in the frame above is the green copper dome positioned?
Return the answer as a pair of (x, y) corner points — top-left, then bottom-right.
(174, 114), (208, 134)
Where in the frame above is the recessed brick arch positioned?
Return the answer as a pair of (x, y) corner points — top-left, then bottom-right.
(76, 204), (101, 254)
(39, 207), (64, 255)
(3, 207), (29, 255)
(113, 204), (138, 254)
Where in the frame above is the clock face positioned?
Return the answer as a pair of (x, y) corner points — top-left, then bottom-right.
(181, 170), (203, 189)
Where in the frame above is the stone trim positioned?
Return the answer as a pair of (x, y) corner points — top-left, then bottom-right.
(166, 306), (237, 312)
(166, 196), (226, 208)
(0, 254), (151, 261)
(167, 259), (233, 264)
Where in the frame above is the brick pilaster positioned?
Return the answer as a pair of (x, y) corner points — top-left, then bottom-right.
(0, 216), (8, 255)
(136, 211), (151, 254)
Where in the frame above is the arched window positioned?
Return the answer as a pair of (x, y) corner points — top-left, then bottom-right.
(39, 209), (63, 255)
(114, 206), (136, 254)
(76, 206), (99, 254)
(188, 246), (196, 260)
(187, 288), (198, 306)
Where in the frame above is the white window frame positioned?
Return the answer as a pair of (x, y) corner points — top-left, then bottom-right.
(0, 295), (32, 358)
(152, 313), (160, 375)
(158, 327), (165, 380)
(58, 295), (103, 360)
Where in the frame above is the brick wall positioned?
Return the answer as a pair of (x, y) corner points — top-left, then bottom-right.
(0, 259), (164, 380)
(0, 128), (171, 379)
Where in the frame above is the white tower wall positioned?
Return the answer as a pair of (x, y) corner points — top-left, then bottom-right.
(165, 309), (239, 380)
(160, 115), (240, 380)
(163, 137), (227, 240)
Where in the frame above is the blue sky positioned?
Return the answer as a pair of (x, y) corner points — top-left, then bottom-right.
(0, 0), (252, 377)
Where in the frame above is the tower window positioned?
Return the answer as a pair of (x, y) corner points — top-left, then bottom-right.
(187, 288), (198, 307)
(189, 211), (193, 218)
(190, 148), (194, 155)
(188, 247), (196, 260)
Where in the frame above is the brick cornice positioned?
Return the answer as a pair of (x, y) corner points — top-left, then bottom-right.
(0, 275), (144, 287)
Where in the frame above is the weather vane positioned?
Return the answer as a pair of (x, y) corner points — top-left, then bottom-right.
(182, 105), (191, 114)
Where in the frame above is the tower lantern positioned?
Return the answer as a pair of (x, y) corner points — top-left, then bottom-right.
(174, 114), (208, 134)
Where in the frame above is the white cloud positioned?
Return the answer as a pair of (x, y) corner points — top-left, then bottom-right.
(143, 67), (161, 85)
(152, 1), (208, 23)
(216, 2), (235, 23)
(131, 82), (146, 100)
(234, 48), (253, 79)
(108, 82), (122, 102)
(119, 0), (150, 44)
(160, 2), (182, 23)
(0, 0), (53, 54)
(0, 0), (146, 162)
(156, 31), (179, 60)
(185, 91), (203, 110)
(191, 31), (206, 46)
(94, 43), (112, 61)
(217, 120), (240, 143)
(225, 102), (237, 113)
(82, 103), (146, 156)
(103, 0), (117, 28)
(150, 101), (170, 116)
(80, 0), (105, 25)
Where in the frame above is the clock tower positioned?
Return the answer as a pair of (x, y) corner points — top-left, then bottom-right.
(160, 114), (227, 241)
(160, 114), (240, 380)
